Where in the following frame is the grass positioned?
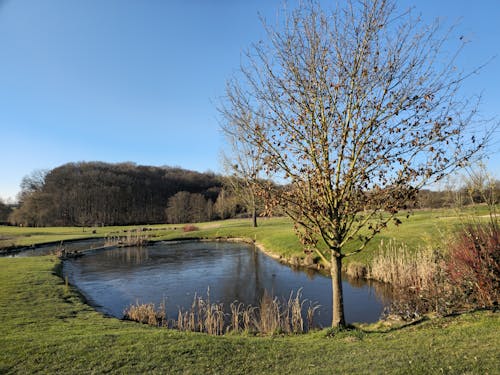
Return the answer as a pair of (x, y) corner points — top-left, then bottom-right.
(0, 256), (498, 374)
(1, 206), (494, 269)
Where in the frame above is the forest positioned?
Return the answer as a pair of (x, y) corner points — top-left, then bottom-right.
(4, 161), (499, 228)
(6, 162), (237, 226)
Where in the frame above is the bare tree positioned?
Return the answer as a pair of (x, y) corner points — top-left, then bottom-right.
(165, 191), (212, 224)
(221, 122), (264, 227)
(213, 188), (239, 219)
(462, 163), (498, 207)
(0, 198), (12, 223)
(221, 0), (492, 327)
(17, 169), (47, 203)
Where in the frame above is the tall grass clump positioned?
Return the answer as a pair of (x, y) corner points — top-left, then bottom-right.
(370, 240), (450, 319)
(105, 229), (150, 247)
(123, 289), (319, 336)
(346, 262), (368, 279)
(123, 300), (167, 327)
(176, 289), (226, 335)
(370, 240), (438, 288)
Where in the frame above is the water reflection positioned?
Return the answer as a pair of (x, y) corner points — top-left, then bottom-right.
(103, 246), (150, 264)
(344, 274), (393, 305)
(63, 241), (392, 326)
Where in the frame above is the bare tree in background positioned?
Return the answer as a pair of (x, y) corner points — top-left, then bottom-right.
(221, 118), (264, 227)
(221, 0), (492, 327)
(462, 163), (498, 207)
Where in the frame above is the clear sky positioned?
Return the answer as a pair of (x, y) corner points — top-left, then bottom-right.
(0, 0), (499, 201)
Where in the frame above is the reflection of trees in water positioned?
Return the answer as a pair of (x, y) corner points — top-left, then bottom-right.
(343, 273), (393, 305)
(216, 244), (267, 306)
(22, 239), (105, 257)
(218, 245), (327, 308)
(103, 247), (150, 265)
(303, 268), (317, 280)
(252, 245), (264, 300)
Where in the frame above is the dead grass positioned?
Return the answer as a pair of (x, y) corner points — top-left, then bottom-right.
(105, 229), (150, 247)
(369, 240), (451, 319)
(123, 289), (319, 336)
(346, 262), (368, 278)
(369, 240), (437, 289)
(123, 300), (167, 326)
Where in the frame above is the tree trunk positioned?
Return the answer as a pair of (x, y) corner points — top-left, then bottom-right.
(330, 252), (345, 327)
(252, 207), (258, 228)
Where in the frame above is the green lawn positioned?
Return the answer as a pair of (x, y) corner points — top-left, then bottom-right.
(0, 256), (498, 374)
(0, 206), (493, 269)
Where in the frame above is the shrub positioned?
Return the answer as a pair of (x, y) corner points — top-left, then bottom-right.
(446, 221), (499, 308)
(183, 225), (199, 232)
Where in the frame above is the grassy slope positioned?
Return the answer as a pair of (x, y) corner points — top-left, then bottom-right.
(0, 207), (490, 268)
(0, 256), (498, 374)
(138, 207), (481, 266)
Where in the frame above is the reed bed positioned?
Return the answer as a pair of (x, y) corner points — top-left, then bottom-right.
(369, 219), (499, 321)
(105, 229), (150, 247)
(123, 289), (319, 336)
(123, 300), (167, 326)
(369, 240), (449, 319)
(369, 240), (438, 290)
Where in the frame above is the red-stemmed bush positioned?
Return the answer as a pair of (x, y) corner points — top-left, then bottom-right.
(183, 224), (199, 232)
(446, 220), (499, 308)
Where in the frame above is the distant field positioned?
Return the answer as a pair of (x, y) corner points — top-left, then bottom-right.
(0, 205), (494, 267)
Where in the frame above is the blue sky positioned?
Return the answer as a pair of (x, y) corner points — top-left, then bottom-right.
(0, 0), (499, 201)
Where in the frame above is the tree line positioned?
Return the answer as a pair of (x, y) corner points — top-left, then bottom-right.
(6, 160), (498, 228)
(7, 162), (250, 227)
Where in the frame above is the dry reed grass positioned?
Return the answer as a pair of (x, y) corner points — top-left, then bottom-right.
(346, 262), (368, 279)
(370, 240), (454, 319)
(105, 229), (149, 247)
(123, 289), (319, 336)
(369, 240), (437, 290)
(123, 300), (167, 326)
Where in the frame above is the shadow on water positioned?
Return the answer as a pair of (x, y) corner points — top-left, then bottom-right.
(62, 241), (392, 326)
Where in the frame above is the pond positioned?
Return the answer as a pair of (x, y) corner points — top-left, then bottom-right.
(63, 241), (391, 326)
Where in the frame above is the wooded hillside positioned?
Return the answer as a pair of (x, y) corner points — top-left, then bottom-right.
(9, 162), (224, 226)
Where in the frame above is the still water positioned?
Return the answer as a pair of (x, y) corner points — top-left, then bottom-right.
(4, 238), (105, 257)
(63, 241), (391, 326)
